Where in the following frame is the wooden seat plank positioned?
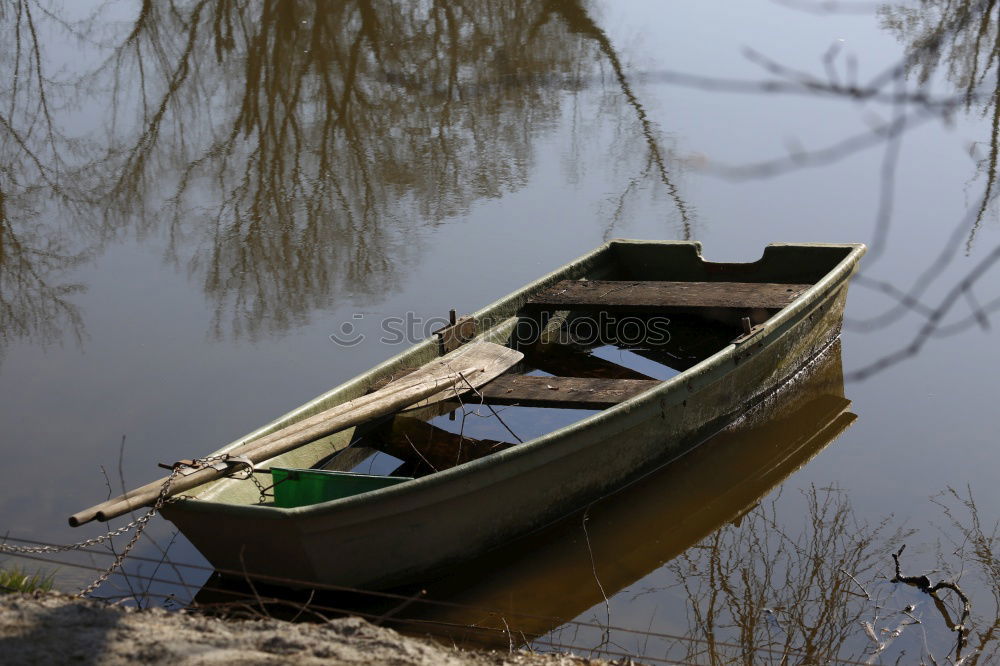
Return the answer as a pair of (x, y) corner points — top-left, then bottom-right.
(474, 375), (661, 409)
(524, 280), (811, 312)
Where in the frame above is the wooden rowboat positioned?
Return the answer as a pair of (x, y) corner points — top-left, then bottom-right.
(192, 340), (855, 645)
(83, 240), (866, 590)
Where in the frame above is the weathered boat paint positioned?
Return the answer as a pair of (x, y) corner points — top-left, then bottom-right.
(162, 239), (866, 589)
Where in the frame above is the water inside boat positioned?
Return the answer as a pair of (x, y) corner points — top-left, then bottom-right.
(278, 307), (745, 502)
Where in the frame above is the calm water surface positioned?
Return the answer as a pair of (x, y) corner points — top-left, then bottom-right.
(2, 1), (999, 662)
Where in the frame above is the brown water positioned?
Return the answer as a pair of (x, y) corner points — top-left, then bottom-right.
(3, 1), (1000, 662)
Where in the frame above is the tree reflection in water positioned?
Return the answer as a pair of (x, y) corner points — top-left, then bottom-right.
(3, 4), (1000, 374)
(0, 0), (688, 348)
(660, 486), (900, 665)
(924, 486), (1000, 665)
(69, 0), (608, 340)
(509, 483), (1000, 664)
(879, 0), (1000, 250)
(595, 485), (1000, 665)
(0, 1), (91, 363)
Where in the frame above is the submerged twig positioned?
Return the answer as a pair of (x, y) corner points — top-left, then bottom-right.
(891, 544), (971, 659)
(842, 568), (872, 599)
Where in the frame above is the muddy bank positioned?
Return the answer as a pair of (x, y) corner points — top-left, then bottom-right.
(0, 593), (612, 665)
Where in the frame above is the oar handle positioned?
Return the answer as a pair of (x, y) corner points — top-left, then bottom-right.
(70, 366), (481, 526)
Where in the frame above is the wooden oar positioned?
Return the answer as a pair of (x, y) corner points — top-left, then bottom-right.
(69, 342), (523, 526)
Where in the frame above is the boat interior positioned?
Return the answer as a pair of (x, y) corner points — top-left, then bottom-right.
(266, 242), (853, 506)
(314, 308), (741, 482)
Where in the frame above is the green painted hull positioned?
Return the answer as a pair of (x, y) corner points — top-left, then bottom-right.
(162, 240), (865, 590)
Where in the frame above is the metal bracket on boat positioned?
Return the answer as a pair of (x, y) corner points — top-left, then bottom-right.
(732, 316), (766, 345)
(157, 459), (207, 476)
(157, 454), (256, 479)
(216, 455), (256, 479)
(434, 309), (477, 354)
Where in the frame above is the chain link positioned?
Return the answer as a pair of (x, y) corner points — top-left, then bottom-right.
(249, 471), (273, 504)
(0, 453), (260, 597)
(206, 454), (273, 503)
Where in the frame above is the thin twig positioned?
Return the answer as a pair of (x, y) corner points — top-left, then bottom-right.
(842, 568), (872, 599)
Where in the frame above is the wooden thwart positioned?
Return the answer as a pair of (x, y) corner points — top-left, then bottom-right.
(473, 375), (661, 409)
(525, 280), (811, 312)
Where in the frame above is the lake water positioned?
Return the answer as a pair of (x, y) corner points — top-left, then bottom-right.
(2, 1), (999, 663)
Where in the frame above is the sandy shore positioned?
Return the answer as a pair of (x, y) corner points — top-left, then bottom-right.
(0, 593), (614, 665)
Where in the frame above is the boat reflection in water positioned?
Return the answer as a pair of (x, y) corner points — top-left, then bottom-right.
(193, 340), (854, 649)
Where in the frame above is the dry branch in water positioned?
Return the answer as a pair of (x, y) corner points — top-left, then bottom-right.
(891, 544), (971, 658)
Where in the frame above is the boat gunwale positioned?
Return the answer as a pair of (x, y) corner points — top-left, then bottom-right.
(165, 240), (866, 523)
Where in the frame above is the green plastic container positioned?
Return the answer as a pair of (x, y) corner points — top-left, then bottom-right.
(270, 468), (413, 508)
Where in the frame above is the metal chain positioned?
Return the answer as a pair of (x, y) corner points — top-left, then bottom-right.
(248, 472), (273, 504)
(74, 467), (181, 597)
(203, 453), (273, 503)
(1, 512), (158, 554)
(0, 453), (259, 597)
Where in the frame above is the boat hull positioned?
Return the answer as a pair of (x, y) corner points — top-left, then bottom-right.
(162, 240), (865, 590)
